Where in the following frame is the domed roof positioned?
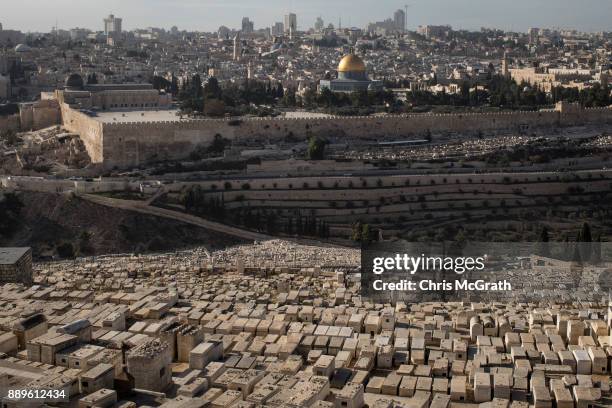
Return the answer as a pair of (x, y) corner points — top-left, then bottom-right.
(65, 73), (84, 90)
(15, 44), (30, 53)
(338, 54), (366, 72)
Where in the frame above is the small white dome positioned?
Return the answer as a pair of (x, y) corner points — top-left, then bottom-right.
(15, 43), (30, 53)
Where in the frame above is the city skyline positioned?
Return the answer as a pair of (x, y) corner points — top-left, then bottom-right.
(1, 0), (612, 34)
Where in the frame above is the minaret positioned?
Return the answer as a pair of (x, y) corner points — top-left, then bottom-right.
(233, 32), (242, 61)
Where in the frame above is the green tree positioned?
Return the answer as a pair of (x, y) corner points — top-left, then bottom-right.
(562, 236), (571, 261)
(87, 73), (98, 84)
(538, 226), (550, 257)
(204, 99), (226, 117)
(0, 193), (23, 238)
(266, 212), (278, 234)
(578, 222), (592, 262)
(351, 222), (375, 244)
(204, 77), (223, 99)
(77, 231), (94, 256)
(307, 136), (327, 160)
(57, 242), (75, 259)
(208, 134), (229, 154)
(286, 217), (294, 235)
(1, 129), (19, 146)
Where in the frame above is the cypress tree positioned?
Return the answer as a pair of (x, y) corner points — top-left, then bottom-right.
(538, 226), (550, 257)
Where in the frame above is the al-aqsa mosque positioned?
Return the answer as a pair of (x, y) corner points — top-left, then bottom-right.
(319, 53), (383, 93)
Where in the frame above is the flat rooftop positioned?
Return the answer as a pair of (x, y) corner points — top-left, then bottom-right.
(0, 247), (31, 265)
(94, 109), (182, 124)
(84, 83), (153, 92)
(93, 109), (332, 123)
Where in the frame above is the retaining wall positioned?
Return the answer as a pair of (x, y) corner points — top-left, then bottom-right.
(0, 114), (21, 132)
(61, 103), (104, 163)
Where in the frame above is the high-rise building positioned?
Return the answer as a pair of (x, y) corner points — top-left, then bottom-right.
(104, 14), (122, 36)
(366, 19), (396, 36)
(218, 25), (230, 39)
(528, 27), (540, 45)
(70, 28), (90, 41)
(0, 22), (3, 31)
(284, 13), (297, 34)
(271, 22), (284, 37)
(314, 17), (324, 32)
(417, 25), (451, 39)
(242, 17), (254, 34)
(393, 9), (405, 33)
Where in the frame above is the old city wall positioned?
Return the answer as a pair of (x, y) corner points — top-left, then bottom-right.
(19, 100), (61, 131)
(578, 107), (612, 125)
(99, 110), (565, 168)
(0, 114), (20, 132)
(0, 175), (137, 194)
(31, 100), (61, 130)
(0, 176), (76, 193)
(102, 120), (224, 169)
(69, 105), (612, 169)
(1, 98), (101, 134)
(60, 102), (104, 163)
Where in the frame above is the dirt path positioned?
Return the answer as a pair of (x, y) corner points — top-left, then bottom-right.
(79, 193), (271, 242)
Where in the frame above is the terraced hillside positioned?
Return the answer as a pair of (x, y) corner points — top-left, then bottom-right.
(159, 169), (612, 242)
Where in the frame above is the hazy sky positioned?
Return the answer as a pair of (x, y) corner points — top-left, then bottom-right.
(2, 0), (611, 33)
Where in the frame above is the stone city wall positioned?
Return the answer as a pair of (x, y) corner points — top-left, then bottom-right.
(0, 175), (138, 194)
(19, 100), (61, 131)
(70, 104), (612, 168)
(102, 120), (221, 169)
(0, 114), (20, 132)
(60, 102), (104, 163)
(0, 176), (75, 193)
(0, 102), (61, 133)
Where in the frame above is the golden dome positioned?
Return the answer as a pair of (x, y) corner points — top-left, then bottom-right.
(338, 54), (366, 72)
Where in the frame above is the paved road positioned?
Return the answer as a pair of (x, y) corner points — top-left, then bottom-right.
(79, 193), (271, 242)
